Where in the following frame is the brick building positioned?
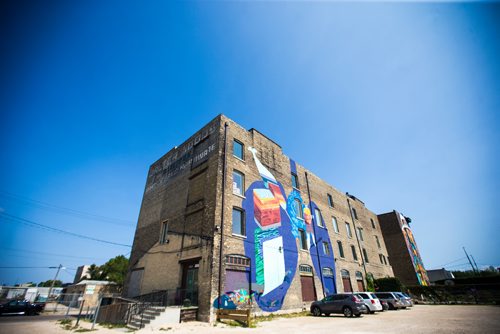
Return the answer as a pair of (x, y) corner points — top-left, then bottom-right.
(377, 211), (430, 286)
(124, 115), (395, 321)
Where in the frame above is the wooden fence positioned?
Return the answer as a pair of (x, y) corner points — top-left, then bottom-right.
(96, 303), (130, 324)
(216, 309), (251, 327)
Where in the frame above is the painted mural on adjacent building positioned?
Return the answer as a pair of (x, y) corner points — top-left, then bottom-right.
(214, 147), (337, 311)
(400, 214), (429, 286)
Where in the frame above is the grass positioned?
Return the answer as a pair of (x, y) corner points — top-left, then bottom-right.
(99, 323), (128, 329)
(253, 310), (310, 323)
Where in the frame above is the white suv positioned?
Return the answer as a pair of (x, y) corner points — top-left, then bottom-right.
(355, 292), (383, 313)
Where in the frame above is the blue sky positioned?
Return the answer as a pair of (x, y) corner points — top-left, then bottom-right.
(1, 1), (499, 285)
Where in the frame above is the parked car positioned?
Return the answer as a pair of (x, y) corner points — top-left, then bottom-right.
(396, 292), (414, 307)
(374, 292), (405, 310)
(355, 292), (383, 313)
(311, 293), (367, 317)
(0, 300), (44, 315)
(380, 299), (389, 311)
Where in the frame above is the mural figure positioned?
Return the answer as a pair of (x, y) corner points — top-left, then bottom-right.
(400, 215), (429, 286)
(214, 147), (337, 311)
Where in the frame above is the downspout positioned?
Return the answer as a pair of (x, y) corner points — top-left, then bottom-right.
(347, 198), (368, 280)
(217, 122), (228, 309)
(305, 172), (325, 298)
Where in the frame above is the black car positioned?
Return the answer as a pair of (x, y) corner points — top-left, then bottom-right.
(310, 293), (367, 317)
(0, 300), (44, 315)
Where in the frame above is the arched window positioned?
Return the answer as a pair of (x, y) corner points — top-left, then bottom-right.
(294, 199), (303, 219)
(226, 254), (250, 267)
(341, 269), (350, 278)
(322, 267), (334, 277)
(355, 271), (363, 281)
(299, 264), (313, 275)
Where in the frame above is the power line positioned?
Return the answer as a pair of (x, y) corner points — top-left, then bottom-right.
(0, 246), (109, 261)
(0, 212), (132, 248)
(0, 190), (134, 227)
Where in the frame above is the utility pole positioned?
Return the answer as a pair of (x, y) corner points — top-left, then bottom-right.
(462, 247), (477, 275)
(48, 264), (63, 301)
(470, 254), (480, 273)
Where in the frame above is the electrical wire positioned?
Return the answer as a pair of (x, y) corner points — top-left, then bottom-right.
(0, 212), (132, 248)
(0, 190), (134, 227)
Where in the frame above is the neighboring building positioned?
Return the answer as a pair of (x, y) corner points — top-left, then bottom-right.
(63, 280), (118, 308)
(124, 115), (394, 322)
(377, 210), (429, 286)
(73, 265), (91, 283)
(427, 268), (455, 285)
(0, 286), (63, 302)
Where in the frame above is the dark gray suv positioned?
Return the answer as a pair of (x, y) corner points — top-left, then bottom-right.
(310, 294), (367, 317)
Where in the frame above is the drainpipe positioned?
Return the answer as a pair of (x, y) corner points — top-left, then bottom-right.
(305, 172), (325, 298)
(217, 122), (228, 309)
(347, 197), (368, 280)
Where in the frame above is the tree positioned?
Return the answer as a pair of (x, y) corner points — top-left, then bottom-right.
(85, 255), (129, 290)
(38, 280), (62, 287)
(100, 255), (129, 289)
(87, 264), (106, 280)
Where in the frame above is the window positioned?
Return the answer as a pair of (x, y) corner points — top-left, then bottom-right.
(322, 242), (330, 256)
(356, 227), (364, 241)
(299, 264), (313, 275)
(337, 241), (345, 258)
(355, 271), (363, 281)
(362, 248), (369, 263)
(352, 207), (358, 220)
(315, 208), (323, 227)
(298, 228), (307, 250)
(382, 255), (387, 265)
(341, 269), (350, 278)
(327, 194), (333, 207)
(226, 255), (250, 266)
(160, 221), (168, 244)
(345, 222), (352, 238)
(294, 199), (303, 219)
(232, 170), (244, 195)
(379, 254), (384, 264)
(371, 218), (376, 229)
(332, 216), (339, 233)
(232, 208), (245, 236)
(375, 235), (381, 249)
(351, 245), (358, 261)
(233, 140), (244, 160)
(322, 267), (334, 277)
(386, 256), (389, 265)
(291, 173), (299, 189)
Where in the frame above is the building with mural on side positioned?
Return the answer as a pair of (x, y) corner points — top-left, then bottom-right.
(124, 114), (395, 322)
(377, 210), (429, 286)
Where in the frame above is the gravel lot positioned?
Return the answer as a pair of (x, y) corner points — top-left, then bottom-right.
(1, 305), (499, 334)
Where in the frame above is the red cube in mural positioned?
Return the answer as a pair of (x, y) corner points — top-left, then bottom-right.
(268, 182), (285, 206)
(253, 189), (281, 228)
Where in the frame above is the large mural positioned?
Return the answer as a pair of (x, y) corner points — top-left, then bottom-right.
(214, 147), (337, 311)
(400, 214), (429, 286)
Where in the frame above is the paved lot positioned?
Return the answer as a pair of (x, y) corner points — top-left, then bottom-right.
(0, 305), (499, 334)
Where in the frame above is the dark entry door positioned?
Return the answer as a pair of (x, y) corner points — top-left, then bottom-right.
(342, 277), (352, 292)
(300, 275), (316, 302)
(357, 280), (365, 291)
(181, 261), (199, 305)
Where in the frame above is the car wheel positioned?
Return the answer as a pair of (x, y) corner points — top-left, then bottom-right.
(325, 313), (330, 317)
(388, 303), (395, 310)
(355, 313), (361, 317)
(312, 306), (322, 317)
(343, 306), (353, 317)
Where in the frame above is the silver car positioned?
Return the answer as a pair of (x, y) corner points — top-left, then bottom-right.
(355, 292), (383, 313)
(374, 292), (405, 310)
(394, 292), (413, 307)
